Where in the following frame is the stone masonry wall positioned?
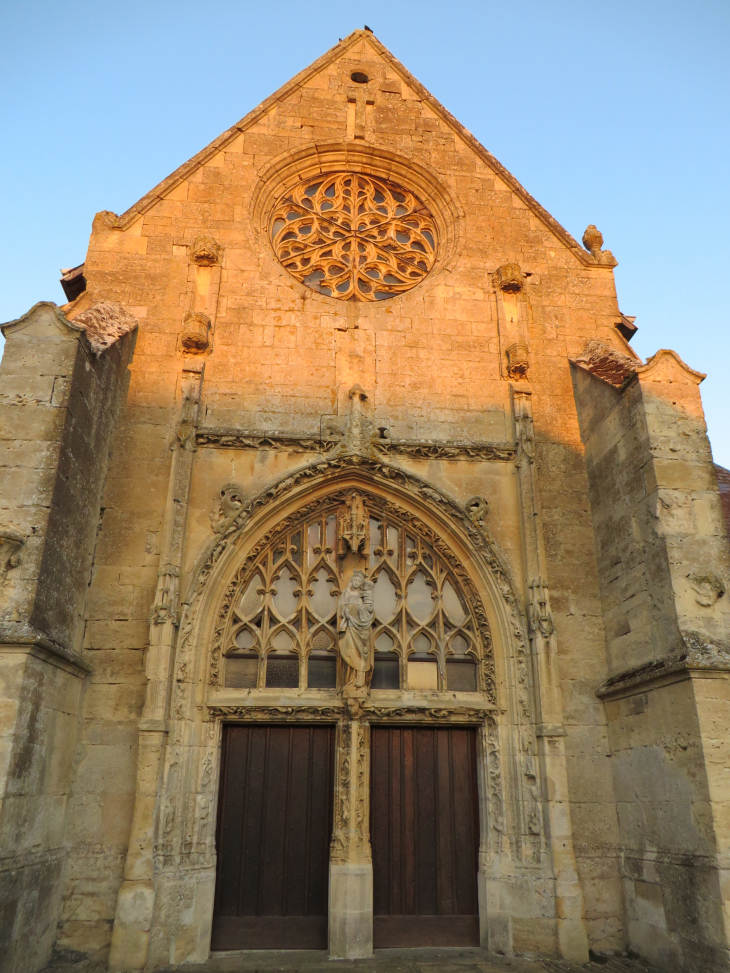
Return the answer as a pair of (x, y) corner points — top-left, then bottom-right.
(572, 357), (730, 971)
(58, 32), (629, 956)
(0, 304), (136, 973)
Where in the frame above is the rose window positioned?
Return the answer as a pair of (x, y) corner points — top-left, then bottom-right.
(269, 173), (438, 301)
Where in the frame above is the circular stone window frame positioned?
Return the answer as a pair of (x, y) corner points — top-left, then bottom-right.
(250, 143), (465, 306)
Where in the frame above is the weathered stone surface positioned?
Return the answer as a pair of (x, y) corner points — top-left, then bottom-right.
(1, 26), (728, 973)
(0, 303), (136, 973)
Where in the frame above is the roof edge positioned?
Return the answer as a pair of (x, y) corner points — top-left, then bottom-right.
(103, 29), (602, 268)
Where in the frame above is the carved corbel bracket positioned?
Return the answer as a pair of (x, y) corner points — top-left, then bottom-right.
(190, 236), (220, 266)
(180, 311), (211, 355)
(0, 530), (24, 584)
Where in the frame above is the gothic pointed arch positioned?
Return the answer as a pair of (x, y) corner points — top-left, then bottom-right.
(174, 454), (532, 724)
(210, 487), (490, 695)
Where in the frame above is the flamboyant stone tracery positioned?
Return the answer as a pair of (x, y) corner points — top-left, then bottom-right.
(221, 493), (480, 692)
(269, 172), (438, 300)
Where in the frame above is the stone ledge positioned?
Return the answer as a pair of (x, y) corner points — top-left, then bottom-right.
(0, 627), (92, 677)
(597, 635), (730, 700)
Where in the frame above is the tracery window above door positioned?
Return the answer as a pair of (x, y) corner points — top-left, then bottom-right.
(269, 173), (438, 301)
(218, 493), (484, 694)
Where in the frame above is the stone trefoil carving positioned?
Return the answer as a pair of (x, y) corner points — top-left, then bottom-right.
(338, 571), (375, 690)
(269, 172), (438, 302)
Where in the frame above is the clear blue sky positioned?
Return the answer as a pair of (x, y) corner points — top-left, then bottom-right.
(2, 1), (728, 461)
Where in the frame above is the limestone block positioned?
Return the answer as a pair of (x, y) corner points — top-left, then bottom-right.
(328, 862), (373, 959)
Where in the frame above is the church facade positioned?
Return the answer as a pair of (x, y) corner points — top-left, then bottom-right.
(1, 30), (729, 973)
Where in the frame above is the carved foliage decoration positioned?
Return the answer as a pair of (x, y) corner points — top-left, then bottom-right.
(180, 312), (211, 354)
(191, 236), (220, 266)
(269, 172), (437, 301)
(210, 483), (245, 534)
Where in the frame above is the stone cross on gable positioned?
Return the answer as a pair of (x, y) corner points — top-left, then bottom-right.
(346, 85), (375, 140)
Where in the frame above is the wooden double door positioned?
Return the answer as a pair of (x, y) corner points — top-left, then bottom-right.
(213, 723), (480, 951)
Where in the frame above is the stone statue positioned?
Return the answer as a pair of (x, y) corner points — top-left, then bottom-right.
(337, 570), (374, 689)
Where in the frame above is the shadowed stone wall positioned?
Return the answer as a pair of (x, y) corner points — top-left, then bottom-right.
(572, 352), (730, 972)
(0, 304), (136, 973)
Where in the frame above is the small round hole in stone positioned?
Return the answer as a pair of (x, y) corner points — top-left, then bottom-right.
(350, 71), (369, 84)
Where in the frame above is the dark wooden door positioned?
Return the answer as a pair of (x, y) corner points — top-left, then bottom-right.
(371, 726), (480, 947)
(212, 724), (335, 950)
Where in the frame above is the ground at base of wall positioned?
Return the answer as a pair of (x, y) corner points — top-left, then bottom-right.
(44, 946), (652, 973)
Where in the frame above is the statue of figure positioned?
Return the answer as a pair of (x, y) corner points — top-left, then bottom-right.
(338, 571), (375, 689)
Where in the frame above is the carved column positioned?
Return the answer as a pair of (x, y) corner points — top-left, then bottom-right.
(511, 385), (590, 962)
(109, 363), (204, 972)
(329, 707), (373, 957)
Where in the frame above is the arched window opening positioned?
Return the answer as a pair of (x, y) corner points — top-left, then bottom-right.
(220, 496), (481, 693)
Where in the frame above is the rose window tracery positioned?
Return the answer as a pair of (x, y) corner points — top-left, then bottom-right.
(219, 495), (482, 693)
(269, 173), (438, 301)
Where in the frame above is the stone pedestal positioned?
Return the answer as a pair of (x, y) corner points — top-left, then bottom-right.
(328, 862), (373, 959)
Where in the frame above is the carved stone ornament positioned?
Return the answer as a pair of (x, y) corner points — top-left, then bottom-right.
(494, 262), (524, 293)
(179, 312), (211, 354)
(506, 342), (530, 381)
(582, 224), (617, 267)
(210, 483), (245, 534)
(196, 427), (519, 462)
(338, 571), (375, 689)
(465, 496), (489, 526)
(582, 224), (604, 255)
(373, 440), (517, 462)
(528, 577), (555, 640)
(337, 492), (369, 554)
(269, 172), (438, 301)
(190, 236), (220, 266)
(689, 574), (725, 608)
(0, 529), (24, 583)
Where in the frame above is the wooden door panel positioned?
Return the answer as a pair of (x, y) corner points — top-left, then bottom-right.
(213, 724), (335, 950)
(371, 726), (480, 948)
